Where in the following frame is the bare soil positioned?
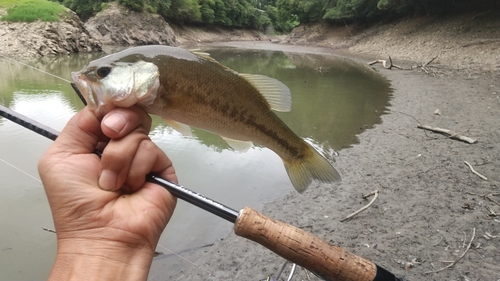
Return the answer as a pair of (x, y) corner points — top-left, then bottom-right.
(167, 11), (500, 281)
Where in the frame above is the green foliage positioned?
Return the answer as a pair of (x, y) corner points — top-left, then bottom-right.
(323, 0), (381, 21)
(58, 0), (107, 21)
(199, 0), (215, 23)
(119, 0), (144, 12)
(266, 3), (298, 32)
(280, 0), (483, 24)
(1, 0), (65, 22)
(162, 0), (201, 23)
(16, 0), (486, 33)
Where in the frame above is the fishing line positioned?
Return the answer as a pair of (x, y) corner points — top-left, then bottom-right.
(0, 157), (41, 183)
(155, 243), (204, 267)
(0, 53), (72, 83)
(0, 53), (84, 106)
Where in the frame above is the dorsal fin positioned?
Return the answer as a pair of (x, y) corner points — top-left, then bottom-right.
(239, 74), (292, 112)
(189, 50), (292, 112)
(189, 50), (238, 73)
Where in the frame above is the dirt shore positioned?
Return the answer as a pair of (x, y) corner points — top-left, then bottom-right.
(167, 15), (500, 281)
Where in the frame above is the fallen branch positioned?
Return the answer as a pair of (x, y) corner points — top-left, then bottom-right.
(417, 124), (478, 144)
(486, 194), (500, 207)
(42, 227), (56, 233)
(422, 53), (440, 68)
(462, 38), (500, 47)
(424, 228), (476, 274)
(369, 53), (440, 74)
(368, 57), (404, 70)
(341, 190), (379, 222)
(485, 205), (497, 217)
(464, 161), (488, 180)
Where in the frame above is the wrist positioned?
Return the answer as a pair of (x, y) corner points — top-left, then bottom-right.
(49, 237), (155, 281)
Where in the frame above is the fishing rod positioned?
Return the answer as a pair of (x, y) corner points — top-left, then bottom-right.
(0, 102), (404, 281)
(0, 54), (405, 280)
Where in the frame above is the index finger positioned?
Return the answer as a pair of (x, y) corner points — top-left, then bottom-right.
(101, 106), (152, 140)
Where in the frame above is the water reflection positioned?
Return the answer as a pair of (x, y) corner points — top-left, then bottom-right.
(0, 47), (392, 280)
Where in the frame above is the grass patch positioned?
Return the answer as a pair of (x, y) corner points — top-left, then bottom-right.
(1, 0), (65, 22)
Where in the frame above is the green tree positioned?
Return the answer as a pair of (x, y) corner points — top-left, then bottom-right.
(323, 0), (380, 21)
(265, 4), (298, 32)
(162, 0), (201, 23)
(199, 0), (215, 23)
(59, 0), (107, 20)
(118, 0), (144, 12)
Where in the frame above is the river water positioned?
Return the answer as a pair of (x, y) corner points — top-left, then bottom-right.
(0, 47), (392, 280)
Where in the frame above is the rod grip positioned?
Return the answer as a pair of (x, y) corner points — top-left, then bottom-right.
(234, 207), (384, 281)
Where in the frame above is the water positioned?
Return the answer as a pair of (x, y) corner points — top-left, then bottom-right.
(0, 47), (392, 280)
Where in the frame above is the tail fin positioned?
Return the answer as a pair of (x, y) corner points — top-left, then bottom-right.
(283, 144), (341, 193)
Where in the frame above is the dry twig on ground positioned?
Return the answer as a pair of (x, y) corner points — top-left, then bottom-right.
(368, 53), (441, 75)
(486, 194), (500, 207)
(424, 228), (476, 274)
(417, 124), (478, 144)
(368, 56), (404, 69)
(42, 227), (56, 233)
(463, 161), (488, 180)
(341, 190), (379, 222)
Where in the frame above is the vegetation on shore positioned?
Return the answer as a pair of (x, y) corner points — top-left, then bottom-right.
(1, 0), (496, 32)
(57, 0), (496, 32)
(0, 0), (65, 22)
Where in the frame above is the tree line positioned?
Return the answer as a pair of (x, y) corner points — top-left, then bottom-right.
(57, 0), (493, 32)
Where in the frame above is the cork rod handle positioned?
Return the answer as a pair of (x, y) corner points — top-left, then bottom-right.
(234, 207), (397, 281)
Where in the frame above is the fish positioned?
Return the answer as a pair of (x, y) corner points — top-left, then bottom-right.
(71, 45), (341, 193)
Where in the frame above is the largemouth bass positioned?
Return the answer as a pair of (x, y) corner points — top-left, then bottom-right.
(71, 45), (341, 193)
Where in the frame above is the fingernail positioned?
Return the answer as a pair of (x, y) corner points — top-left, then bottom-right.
(103, 112), (126, 133)
(99, 170), (117, 191)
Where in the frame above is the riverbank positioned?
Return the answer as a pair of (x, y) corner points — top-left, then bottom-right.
(285, 11), (499, 77)
(163, 41), (499, 281)
(161, 19), (500, 281)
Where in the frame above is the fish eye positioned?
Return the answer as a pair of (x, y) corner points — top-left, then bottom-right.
(96, 67), (111, 79)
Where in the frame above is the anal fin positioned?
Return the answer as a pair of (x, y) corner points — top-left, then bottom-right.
(222, 136), (253, 153)
(164, 119), (192, 136)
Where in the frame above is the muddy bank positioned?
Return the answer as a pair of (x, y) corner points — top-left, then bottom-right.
(286, 11), (500, 76)
(156, 11), (500, 281)
(163, 42), (500, 281)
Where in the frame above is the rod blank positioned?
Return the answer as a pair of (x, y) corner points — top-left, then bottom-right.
(0, 104), (239, 223)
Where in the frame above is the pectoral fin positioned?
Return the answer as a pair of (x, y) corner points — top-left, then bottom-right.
(222, 136), (253, 153)
(164, 119), (192, 136)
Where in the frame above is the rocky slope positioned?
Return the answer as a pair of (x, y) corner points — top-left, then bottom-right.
(0, 8), (101, 58)
(0, 2), (268, 59)
(84, 2), (176, 46)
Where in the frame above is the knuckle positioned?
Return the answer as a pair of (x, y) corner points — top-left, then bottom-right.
(101, 149), (128, 171)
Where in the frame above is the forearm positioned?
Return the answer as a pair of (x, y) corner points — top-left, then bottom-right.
(48, 238), (154, 281)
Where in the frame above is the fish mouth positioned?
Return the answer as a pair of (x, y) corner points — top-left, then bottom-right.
(71, 71), (105, 113)
(71, 71), (93, 106)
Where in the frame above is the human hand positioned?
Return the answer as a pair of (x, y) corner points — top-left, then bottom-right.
(38, 106), (177, 281)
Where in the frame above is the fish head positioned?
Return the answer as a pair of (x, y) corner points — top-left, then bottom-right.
(71, 59), (160, 117)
